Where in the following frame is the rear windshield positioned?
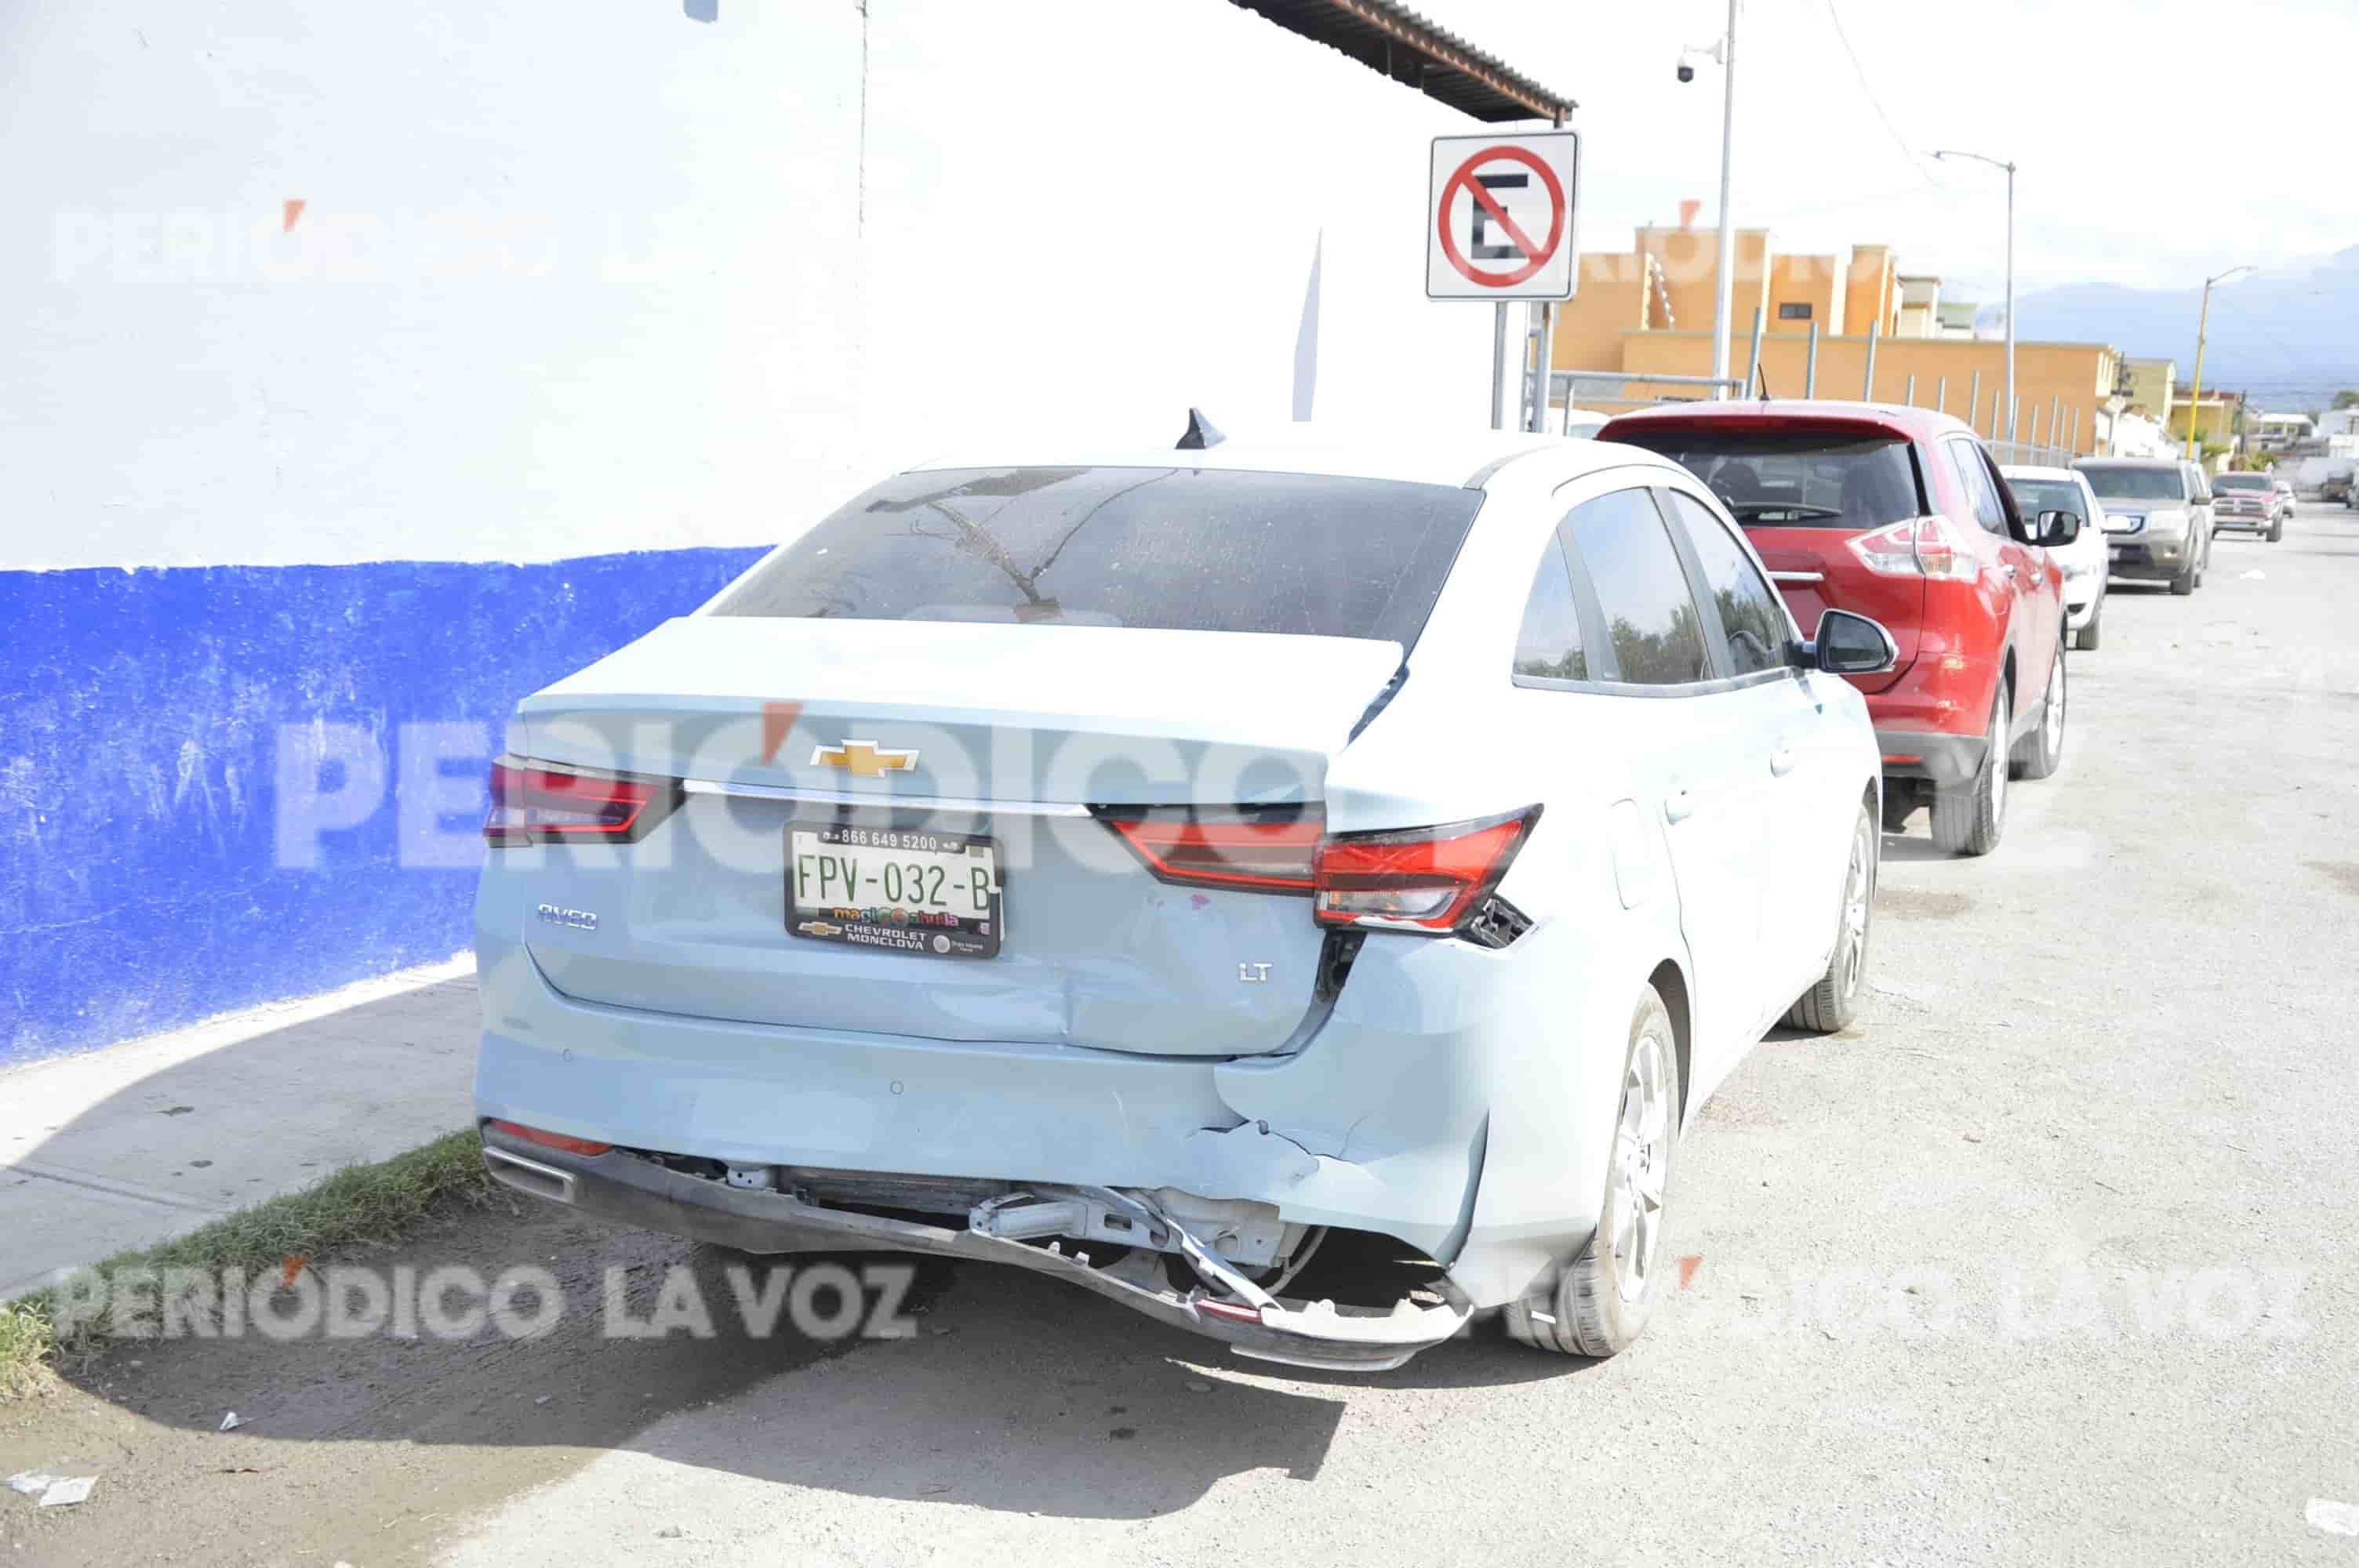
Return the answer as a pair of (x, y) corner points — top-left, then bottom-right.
(2212, 474), (2270, 491)
(2006, 477), (2085, 517)
(2079, 466), (2186, 502)
(1606, 426), (1923, 530)
(706, 466), (1484, 646)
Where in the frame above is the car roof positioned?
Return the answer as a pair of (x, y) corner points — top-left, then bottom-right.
(1600, 397), (1976, 441)
(2074, 456), (2179, 467)
(900, 428), (1677, 491)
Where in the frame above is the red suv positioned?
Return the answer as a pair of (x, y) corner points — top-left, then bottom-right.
(1599, 401), (2076, 856)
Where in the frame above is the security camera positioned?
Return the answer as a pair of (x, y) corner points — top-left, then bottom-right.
(1676, 60), (1695, 83)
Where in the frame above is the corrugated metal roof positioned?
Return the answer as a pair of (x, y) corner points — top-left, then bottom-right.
(1229, 0), (1575, 123)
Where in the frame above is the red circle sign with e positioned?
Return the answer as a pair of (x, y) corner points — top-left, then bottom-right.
(1436, 146), (1567, 289)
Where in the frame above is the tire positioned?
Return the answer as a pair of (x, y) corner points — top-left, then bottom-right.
(1786, 801), (1876, 1033)
(1503, 987), (1680, 1359)
(1931, 681), (2009, 857)
(2074, 608), (2101, 652)
(2010, 647), (2066, 781)
(2268, 521), (2284, 543)
(2169, 550), (2197, 595)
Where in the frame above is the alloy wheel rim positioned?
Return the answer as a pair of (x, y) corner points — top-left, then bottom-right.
(1609, 1031), (1671, 1304)
(1840, 822), (1871, 998)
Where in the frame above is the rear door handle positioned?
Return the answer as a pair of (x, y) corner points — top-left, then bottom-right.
(1664, 783), (1696, 824)
(1769, 746), (1797, 778)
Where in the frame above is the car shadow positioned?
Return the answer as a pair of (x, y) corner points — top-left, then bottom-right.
(1879, 830), (1954, 865)
(16, 985), (1583, 1533)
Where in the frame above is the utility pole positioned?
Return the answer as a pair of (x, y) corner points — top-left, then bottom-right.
(1683, 4), (1739, 397)
(1710, 0), (1738, 397)
(2183, 264), (2254, 465)
(1932, 150), (2017, 440)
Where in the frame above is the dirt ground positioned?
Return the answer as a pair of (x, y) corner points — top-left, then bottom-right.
(0, 1198), (960, 1566)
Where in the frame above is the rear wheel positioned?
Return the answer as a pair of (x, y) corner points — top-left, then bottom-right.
(1931, 682), (2008, 857)
(1503, 987), (1680, 1359)
(2010, 648), (2066, 781)
(1786, 802), (1875, 1033)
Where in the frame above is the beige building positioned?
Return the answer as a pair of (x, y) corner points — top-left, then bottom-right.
(2122, 358), (2177, 427)
(1552, 227), (2132, 453)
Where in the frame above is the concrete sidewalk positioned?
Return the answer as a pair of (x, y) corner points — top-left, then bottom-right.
(0, 957), (478, 1298)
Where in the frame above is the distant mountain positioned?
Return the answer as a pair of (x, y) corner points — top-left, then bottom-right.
(2010, 245), (2359, 416)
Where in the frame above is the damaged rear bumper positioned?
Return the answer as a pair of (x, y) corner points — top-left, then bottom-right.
(481, 1128), (1471, 1370)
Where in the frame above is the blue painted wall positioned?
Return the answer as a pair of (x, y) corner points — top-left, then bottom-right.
(0, 547), (765, 1065)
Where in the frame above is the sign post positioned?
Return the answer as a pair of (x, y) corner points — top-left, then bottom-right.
(1427, 130), (1580, 433)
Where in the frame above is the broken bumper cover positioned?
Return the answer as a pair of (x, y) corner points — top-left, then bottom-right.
(481, 1128), (1472, 1370)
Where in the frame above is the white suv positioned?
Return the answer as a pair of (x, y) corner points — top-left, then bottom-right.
(2003, 465), (2110, 649)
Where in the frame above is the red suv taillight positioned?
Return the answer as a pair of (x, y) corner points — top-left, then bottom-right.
(484, 757), (678, 847)
(1096, 804), (1541, 935)
(1848, 516), (1979, 581)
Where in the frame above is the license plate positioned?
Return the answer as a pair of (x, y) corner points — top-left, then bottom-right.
(786, 823), (1001, 959)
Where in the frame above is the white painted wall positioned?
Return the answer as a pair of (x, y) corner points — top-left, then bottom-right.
(1, 0), (1501, 572)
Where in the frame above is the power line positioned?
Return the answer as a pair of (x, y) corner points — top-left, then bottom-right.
(1823, 0), (1936, 191)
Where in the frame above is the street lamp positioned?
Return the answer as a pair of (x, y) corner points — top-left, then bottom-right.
(1680, 1), (1738, 397)
(2183, 264), (2255, 464)
(1932, 150), (2016, 441)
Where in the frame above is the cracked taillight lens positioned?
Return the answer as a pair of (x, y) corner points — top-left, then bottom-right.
(1314, 807), (1541, 934)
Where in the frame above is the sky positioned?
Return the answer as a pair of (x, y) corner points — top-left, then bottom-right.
(1415, 0), (2359, 305)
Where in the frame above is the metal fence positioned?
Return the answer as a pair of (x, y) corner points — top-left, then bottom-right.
(1549, 307), (2104, 459)
(1984, 440), (2080, 470)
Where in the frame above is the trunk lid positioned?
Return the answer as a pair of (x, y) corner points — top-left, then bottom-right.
(1744, 525), (1925, 691)
(504, 616), (1402, 1057)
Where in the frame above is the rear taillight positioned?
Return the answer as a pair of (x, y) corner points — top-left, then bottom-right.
(1847, 516), (1978, 581)
(1096, 804), (1541, 935)
(484, 757), (677, 847)
(1313, 807), (1540, 934)
(1096, 806), (1323, 893)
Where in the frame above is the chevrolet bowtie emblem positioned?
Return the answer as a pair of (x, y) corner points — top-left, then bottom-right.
(810, 739), (918, 778)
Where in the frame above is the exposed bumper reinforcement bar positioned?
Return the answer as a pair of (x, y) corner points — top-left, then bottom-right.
(482, 1130), (1470, 1371)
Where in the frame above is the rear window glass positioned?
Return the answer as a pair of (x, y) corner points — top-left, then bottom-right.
(2212, 474), (2270, 491)
(1606, 426), (1922, 531)
(2005, 477), (2085, 517)
(707, 466), (1484, 646)
(2079, 466), (2186, 502)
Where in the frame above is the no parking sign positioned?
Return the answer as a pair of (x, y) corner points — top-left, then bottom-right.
(1426, 131), (1580, 301)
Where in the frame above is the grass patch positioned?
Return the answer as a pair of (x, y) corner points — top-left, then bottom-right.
(2, 1127), (493, 1398)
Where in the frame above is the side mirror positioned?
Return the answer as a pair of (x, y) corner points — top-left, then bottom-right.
(2035, 508), (2082, 546)
(1804, 610), (1899, 676)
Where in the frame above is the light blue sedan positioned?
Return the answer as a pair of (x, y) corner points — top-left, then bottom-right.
(474, 424), (1890, 1368)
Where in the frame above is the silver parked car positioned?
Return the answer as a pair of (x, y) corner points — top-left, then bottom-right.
(2075, 458), (2215, 595)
